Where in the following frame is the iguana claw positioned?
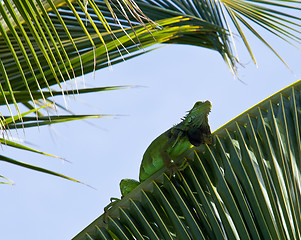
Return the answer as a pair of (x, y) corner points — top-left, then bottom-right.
(166, 158), (190, 178)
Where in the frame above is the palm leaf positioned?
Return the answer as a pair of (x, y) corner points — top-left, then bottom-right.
(0, 174), (13, 184)
(0, 1), (225, 113)
(1, 0), (300, 117)
(0, 0), (154, 114)
(0, 85), (131, 106)
(0, 155), (87, 185)
(105, 0), (301, 66)
(73, 79), (301, 239)
(0, 103), (115, 184)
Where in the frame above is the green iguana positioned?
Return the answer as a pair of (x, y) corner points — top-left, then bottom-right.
(119, 101), (213, 197)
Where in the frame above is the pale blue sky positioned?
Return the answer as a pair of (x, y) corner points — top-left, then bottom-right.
(1, 30), (301, 239)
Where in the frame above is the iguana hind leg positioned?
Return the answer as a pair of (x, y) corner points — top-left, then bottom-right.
(161, 147), (176, 170)
(103, 197), (120, 223)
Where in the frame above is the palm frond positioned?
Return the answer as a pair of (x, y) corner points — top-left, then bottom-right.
(220, 0), (301, 66)
(0, 85), (132, 106)
(131, 0), (301, 66)
(73, 79), (301, 239)
(0, 174), (13, 185)
(1, 0), (300, 117)
(0, 10), (226, 112)
(0, 154), (85, 185)
(0, 0), (154, 114)
(0, 103), (115, 184)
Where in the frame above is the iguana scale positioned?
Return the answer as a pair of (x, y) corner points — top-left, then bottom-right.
(119, 101), (213, 196)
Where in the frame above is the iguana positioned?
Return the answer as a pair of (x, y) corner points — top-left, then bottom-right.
(119, 101), (213, 197)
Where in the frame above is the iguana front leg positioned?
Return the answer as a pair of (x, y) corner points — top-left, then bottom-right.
(160, 130), (190, 176)
(161, 147), (189, 177)
(161, 146), (175, 169)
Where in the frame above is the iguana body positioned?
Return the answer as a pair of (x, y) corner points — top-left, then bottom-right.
(120, 101), (212, 196)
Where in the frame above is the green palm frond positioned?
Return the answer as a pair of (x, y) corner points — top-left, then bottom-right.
(1, 0), (300, 118)
(130, 0), (301, 66)
(220, 0), (301, 66)
(0, 0), (153, 116)
(0, 154), (85, 185)
(0, 103), (115, 184)
(0, 85), (131, 106)
(0, 1), (225, 114)
(0, 174), (13, 184)
(73, 79), (301, 239)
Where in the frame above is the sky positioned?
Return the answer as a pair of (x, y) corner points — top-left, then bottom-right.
(1, 24), (301, 239)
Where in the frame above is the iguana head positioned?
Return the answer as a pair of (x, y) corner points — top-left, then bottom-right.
(183, 101), (212, 146)
(183, 101), (211, 124)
